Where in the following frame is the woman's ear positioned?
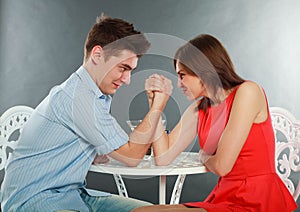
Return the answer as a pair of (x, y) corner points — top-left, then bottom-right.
(90, 45), (103, 64)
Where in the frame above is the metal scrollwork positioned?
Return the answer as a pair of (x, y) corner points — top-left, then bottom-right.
(271, 107), (300, 200)
(0, 106), (34, 171)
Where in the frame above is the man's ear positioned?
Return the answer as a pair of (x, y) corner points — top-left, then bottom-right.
(90, 45), (103, 64)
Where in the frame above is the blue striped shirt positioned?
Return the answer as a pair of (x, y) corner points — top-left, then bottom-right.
(1, 66), (129, 211)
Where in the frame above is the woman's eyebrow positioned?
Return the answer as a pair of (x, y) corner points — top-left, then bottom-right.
(177, 69), (184, 74)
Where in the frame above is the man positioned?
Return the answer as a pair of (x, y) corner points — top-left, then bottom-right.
(1, 15), (171, 212)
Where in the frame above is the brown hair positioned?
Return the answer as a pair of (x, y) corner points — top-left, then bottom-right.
(174, 34), (244, 110)
(84, 14), (150, 62)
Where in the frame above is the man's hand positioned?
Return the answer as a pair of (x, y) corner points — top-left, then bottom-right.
(145, 74), (173, 108)
(93, 154), (109, 164)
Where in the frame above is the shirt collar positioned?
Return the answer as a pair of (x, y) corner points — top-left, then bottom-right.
(75, 66), (110, 100)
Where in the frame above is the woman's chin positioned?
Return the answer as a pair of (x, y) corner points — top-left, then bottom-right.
(186, 95), (196, 101)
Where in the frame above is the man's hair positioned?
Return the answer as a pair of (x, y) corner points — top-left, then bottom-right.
(84, 14), (150, 61)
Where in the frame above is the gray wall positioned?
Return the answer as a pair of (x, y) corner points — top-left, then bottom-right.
(1, 0), (300, 209)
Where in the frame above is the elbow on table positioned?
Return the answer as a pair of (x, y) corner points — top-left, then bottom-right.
(210, 161), (232, 177)
(154, 157), (172, 166)
(214, 168), (230, 177)
(124, 158), (143, 167)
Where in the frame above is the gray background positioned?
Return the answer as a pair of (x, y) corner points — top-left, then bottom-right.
(1, 0), (299, 209)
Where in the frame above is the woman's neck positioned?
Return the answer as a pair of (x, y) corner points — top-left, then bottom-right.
(211, 87), (235, 105)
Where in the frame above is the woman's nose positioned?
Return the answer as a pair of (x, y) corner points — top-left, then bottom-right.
(177, 78), (182, 88)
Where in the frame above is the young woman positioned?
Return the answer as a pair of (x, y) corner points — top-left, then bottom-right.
(133, 34), (297, 211)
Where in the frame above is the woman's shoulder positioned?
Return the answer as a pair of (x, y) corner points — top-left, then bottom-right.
(236, 81), (263, 96)
(233, 81), (268, 123)
(233, 81), (266, 109)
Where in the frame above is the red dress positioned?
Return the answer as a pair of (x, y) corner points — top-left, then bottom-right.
(184, 85), (297, 212)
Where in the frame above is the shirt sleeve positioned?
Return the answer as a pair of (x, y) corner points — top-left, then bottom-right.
(71, 83), (129, 155)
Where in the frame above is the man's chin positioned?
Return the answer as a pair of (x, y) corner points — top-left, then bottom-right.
(108, 89), (117, 95)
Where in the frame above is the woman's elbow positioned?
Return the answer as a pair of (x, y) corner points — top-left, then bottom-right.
(155, 160), (170, 166)
(209, 160), (232, 177)
(214, 168), (230, 177)
(154, 156), (173, 166)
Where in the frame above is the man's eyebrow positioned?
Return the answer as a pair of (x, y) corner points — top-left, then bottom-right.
(120, 64), (135, 70)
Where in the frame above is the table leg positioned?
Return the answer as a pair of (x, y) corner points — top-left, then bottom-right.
(159, 175), (166, 204)
(170, 174), (186, 204)
(113, 174), (128, 197)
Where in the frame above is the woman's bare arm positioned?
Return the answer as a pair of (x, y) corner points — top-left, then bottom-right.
(204, 81), (268, 176)
(152, 101), (199, 166)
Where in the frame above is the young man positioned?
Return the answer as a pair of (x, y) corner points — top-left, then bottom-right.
(1, 15), (171, 212)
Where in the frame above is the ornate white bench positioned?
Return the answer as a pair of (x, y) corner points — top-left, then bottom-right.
(0, 106), (33, 171)
(1, 106), (300, 203)
(270, 107), (300, 201)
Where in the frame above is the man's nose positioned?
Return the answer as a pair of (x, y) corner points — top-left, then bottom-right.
(121, 71), (131, 85)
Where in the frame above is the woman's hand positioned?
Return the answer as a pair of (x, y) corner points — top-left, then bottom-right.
(145, 74), (173, 109)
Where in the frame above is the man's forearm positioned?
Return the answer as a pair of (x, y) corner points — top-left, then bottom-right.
(129, 108), (163, 145)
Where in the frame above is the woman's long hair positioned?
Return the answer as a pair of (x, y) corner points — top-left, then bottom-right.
(174, 34), (244, 111)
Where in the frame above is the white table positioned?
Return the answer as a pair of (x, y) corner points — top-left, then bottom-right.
(89, 152), (207, 204)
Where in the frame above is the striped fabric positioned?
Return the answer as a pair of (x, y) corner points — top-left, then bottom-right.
(1, 66), (129, 211)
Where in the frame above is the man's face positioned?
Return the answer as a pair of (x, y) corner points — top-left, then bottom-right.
(96, 50), (138, 95)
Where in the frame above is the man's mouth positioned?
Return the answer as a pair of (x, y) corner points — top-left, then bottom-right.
(113, 83), (121, 89)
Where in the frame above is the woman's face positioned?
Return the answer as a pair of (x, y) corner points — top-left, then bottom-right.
(176, 61), (207, 100)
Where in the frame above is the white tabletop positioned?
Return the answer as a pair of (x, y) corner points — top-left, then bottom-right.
(89, 152), (206, 177)
(89, 152), (207, 204)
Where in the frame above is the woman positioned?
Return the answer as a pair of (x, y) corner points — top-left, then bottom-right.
(133, 34), (297, 211)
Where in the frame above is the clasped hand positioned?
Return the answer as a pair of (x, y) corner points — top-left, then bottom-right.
(145, 74), (173, 108)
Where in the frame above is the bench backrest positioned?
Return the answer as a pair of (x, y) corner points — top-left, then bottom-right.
(270, 107), (300, 201)
(0, 106), (34, 171)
